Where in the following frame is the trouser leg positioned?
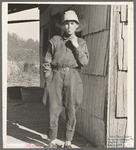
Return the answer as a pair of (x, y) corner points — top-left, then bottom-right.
(64, 69), (83, 141)
(47, 70), (64, 141)
(48, 104), (63, 141)
(65, 106), (77, 141)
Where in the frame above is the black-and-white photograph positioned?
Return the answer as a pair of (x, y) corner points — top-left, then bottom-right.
(2, 2), (134, 148)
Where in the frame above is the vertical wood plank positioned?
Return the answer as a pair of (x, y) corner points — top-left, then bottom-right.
(102, 5), (108, 30)
(100, 77), (106, 119)
(94, 31), (102, 75)
(86, 75), (90, 114)
(124, 72), (127, 116)
(88, 114), (93, 143)
(76, 76), (106, 147)
(87, 75), (93, 115)
(90, 33), (96, 74)
(84, 75), (88, 112)
(90, 115), (96, 146)
(98, 5), (102, 31)
(83, 35), (90, 74)
(107, 5), (127, 148)
(78, 5), (85, 33)
(116, 71), (127, 117)
(106, 5), (110, 29)
(80, 74), (86, 110)
(85, 75), (106, 120)
(91, 116), (105, 147)
(85, 111), (89, 139)
(94, 76), (105, 119)
(92, 116), (98, 146)
(79, 75), (106, 120)
(88, 5), (108, 34)
(92, 32), (97, 74)
(97, 30), (109, 75)
(88, 5), (93, 34)
(97, 118), (105, 147)
(107, 5), (120, 148)
(82, 5), (90, 36)
(92, 76), (97, 116)
(118, 38), (124, 70)
(84, 30), (109, 76)
(91, 5), (96, 33)
(93, 31), (99, 74)
(87, 35), (92, 74)
(118, 16), (128, 71)
(120, 5), (127, 22)
(116, 71), (124, 116)
(122, 22), (128, 70)
(83, 110), (88, 137)
(103, 30), (109, 76)
(94, 5), (98, 33)
(116, 119), (127, 148)
(118, 15), (123, 70)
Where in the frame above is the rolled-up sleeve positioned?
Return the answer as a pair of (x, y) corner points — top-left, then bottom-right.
(74, 42), (89, 67)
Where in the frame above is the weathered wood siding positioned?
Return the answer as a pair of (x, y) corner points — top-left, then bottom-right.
(73, 5), (110, 148)
(82, 31), (109, 76)
(107, 5), (128, 148)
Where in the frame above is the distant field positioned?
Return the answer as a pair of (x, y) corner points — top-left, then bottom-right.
(7, 33), (40, 87)
(7, 60), (40, 87)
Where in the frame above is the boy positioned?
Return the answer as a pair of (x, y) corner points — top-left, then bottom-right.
(43, 10), (89, 148)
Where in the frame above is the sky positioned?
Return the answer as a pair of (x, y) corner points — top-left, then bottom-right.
(8, 8), (39, 41)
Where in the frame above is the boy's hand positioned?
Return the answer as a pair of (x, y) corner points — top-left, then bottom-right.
(44, 71), (51, 78)
(43, 63), (51, 78)
(69, 35), (79, 48)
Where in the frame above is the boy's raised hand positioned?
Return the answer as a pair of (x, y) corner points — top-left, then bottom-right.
(69, 34), (79, 48)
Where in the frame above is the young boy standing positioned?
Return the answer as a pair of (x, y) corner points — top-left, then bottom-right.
(43, 10), (89, 148)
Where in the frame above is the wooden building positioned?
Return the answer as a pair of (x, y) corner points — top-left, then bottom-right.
(39, 4), (132, 148)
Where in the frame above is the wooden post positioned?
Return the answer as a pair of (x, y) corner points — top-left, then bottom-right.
(107, 5), (128, 148)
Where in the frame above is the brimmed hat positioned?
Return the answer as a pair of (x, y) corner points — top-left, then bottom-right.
(62, 10), (79, 24)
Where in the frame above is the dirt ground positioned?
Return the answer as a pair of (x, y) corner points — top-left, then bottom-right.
(6, 100), (94, 148)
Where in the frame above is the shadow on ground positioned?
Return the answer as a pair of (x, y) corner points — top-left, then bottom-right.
(7, 99), (93, 148)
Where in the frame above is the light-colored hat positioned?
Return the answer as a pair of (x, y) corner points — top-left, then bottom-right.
(62, 10), (79, 24)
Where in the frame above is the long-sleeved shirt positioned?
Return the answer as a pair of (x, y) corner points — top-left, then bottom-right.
(43, 34), (89, 78)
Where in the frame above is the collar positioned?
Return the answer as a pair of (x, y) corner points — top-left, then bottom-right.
(61, 33), (77, 41)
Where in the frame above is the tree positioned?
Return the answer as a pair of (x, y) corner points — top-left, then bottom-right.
(8, 32), (39, 62)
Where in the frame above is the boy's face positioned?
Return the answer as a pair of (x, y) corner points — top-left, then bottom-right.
(63, 21), (79, 35)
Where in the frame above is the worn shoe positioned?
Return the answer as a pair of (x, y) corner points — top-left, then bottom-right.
(64, 145), (72, 148)
(47, 143), (57, 148)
